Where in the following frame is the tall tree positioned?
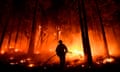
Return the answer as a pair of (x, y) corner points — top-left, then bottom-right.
(14, 17), (22, 48)
(0, 1), (12, 50)
(78, 0), (93, 66)
(94, 0), (110, 57)
(28, 0), (39, 55)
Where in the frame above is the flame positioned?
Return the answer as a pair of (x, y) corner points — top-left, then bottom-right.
(20, 59), (26, 63)
(1, 29), (119, 66)
(10, 62), (16, 65)
(0, 19), (119, 66)
(70, 49), (84, 56)
(26, 58), (31, 61)
(28, 64), (35, 67)
(81, 64), (85, 67)
(35, 51), (40, 54)
(10, 62), (18, 65)
(9, 57), (14, 60)
(14, 48), (19, 52)
(0, 50), (5, 54)
(103, 57), (115, 64)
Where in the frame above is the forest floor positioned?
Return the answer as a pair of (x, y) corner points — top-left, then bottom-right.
(0, 53), (120, 72)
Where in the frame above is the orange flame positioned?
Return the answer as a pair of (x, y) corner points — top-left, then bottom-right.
(0, 21), (120, 66)
(28, 64), (35, 67)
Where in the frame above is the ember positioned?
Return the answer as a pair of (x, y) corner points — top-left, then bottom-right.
(28, 64), (35, 67)
(20, 59), (26, 63)
(9, 57), (14, 60)
(103, 57), (115, 64)
(0, 50), (5, 54)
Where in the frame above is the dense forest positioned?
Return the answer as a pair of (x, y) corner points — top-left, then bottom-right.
(0, 0), (120, 66)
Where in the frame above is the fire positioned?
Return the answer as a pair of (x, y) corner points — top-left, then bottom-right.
(26, 58), (31, 61)
(65, 38), (84, 62)
(67, 49), (84, 60)
(28, 64), (35, 67)
(14, 48), (19, 52)
(9, 57), (14, 60)
(10, 62), (16, 65)
(10, 62), (18, 65)
(103, 57), (115, 64)
(0, 50), (5, 54)
(20, 59), (26, 63)
(35, 51), (40, 54)
(81, 64), (85, 67)
(70, 49), (84, 56)
(0, 19), (119, 67)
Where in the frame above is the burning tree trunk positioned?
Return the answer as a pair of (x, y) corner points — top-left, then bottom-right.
(28, 0), (38, 55)
(78, 0), (93, 66)
(94, 0), (110, 57)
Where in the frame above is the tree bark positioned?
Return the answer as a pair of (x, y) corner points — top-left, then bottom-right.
(78, 0), (93, 66)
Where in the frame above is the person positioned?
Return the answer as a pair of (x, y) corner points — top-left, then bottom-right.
(56, 40), (68, 69)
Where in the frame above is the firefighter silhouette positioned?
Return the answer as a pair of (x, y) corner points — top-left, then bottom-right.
(56, 40), (68, 68)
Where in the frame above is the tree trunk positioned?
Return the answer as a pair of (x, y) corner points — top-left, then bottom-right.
(14, 17), (22, 48)
(28, 0), (38, 55)
(94, 0), (109, 57)
(0, 1), (11, 50)
(78, 0), (93, 66)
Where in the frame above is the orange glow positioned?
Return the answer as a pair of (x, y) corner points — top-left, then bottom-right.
(103, 57), (115, 64)
(28, 64), (35, 67)
(35, 51), (40, 54)
(0, 19), (119, 67)
(81, 64), (85, 67)
(9, 57), (14, 60)
(69, 49), (84, 56)
(0, 50), (5, 54)
(26, 58), (31, 61)
(9, 46), (13, 49)
(10, 62), (18, 65)
(20, 59), (26, 63)
(10, 62), (16, 65)
(1, 28), (119, 66)
(14, 48), (19, 52)
(0, 0), (119, 68)
(66, 49), (84, 61)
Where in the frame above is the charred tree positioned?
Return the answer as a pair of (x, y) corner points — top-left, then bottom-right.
(7, 30), (12, 49)
(39, 5), (46, 48)
(7, 18), (14, 50)
(14, 17), (22, 48)
(28, 0), (38, 55)
(0, 1), (12, 50)
(94, 0), (110, 57)
(78, 0), (93, 66)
